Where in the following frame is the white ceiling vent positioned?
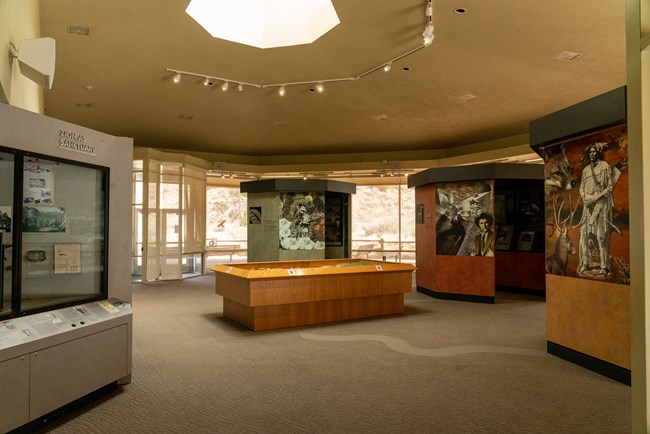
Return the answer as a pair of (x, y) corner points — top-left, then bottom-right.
(67, 25), (90, 36)
(556, 51), (583, 61)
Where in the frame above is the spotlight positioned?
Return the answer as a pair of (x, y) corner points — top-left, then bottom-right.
(203, 77), (212, 86)
(315, 82), (324, 93)
(425, 1), (433, 16)
(221, 81), (229, 92)
(383, 63), (392, 72)
(278, 86), (286, 96)
(422, 22), (434, 46)
(423, 22), (434, 38)
(237, 83), (243, 92)
(173, 73), (181, 84)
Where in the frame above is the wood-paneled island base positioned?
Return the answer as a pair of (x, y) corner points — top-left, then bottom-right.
(211, 259), (416, 331)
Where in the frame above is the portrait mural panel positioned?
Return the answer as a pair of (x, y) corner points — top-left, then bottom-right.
(279, 192), (325, 250)
(435, 180), (494, 256)
(542, 123), (629, 284)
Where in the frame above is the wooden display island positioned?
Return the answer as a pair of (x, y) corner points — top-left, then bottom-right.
(211, 259), (415, 331)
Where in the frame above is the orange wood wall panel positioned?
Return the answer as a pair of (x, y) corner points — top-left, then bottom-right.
(546, 274), (630, 368)
(214, 273), (253, 305)
(247, 272), (411, 307)
(224, 294), (405, 331)
(415, 184), (437, 290)
(222, 298), (256, 330)
(434, 255), (495, 297)
(495, 251), (545, 291)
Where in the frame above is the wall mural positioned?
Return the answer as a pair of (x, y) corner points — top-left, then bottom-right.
(279, 192), (325, 250)
(435, 181), (494, 256)
(542, 123), (629, 284)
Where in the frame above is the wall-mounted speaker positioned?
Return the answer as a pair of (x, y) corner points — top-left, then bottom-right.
(10, 37), (56, 90)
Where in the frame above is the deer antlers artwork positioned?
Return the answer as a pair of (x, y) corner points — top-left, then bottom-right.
(545, 194), (581, 276)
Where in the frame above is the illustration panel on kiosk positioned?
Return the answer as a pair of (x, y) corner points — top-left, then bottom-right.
(435, 180), (494, 257)
(541, 124), (629, 283)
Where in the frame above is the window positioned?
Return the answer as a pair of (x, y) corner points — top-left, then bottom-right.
(351, 183), (415, 263)
(132, 159), (207, 281)
(205, 185), (248, 264)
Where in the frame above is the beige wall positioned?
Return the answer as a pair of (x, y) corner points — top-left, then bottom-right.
(627, 0), (650, 431)
(0, 0), (43, 111)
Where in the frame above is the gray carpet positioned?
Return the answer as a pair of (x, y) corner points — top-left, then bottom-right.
(40, 274), (630, 433)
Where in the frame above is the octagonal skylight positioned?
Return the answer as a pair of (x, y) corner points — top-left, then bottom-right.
(186, 0), (340, 49)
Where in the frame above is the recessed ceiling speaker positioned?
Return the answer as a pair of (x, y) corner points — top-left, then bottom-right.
(9, 37), (56, 90)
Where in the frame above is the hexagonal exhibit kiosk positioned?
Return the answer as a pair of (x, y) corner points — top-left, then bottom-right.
(530, 86), (630, 384)
(408, 164), (545, 304)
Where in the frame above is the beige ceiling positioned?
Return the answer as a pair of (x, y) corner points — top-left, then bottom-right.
(39, 0), (626, 170)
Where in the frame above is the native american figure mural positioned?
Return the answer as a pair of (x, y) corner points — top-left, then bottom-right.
(543, 124), (629, 284)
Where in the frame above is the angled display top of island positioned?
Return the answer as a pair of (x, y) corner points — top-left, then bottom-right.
(211, 259), (416, 331)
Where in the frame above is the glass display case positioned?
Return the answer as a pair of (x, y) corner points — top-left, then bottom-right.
(494, 179), (545, 252)
(0, 146), (109, 319)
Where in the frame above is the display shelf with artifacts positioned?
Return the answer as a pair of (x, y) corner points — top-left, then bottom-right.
(493, 180), (546, 253)
(492, 179), (546, 293)
(211, 258), (415, 331)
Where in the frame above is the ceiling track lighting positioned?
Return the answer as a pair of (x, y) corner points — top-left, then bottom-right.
(165, 0), (435, 96)
(422, 2), (435, 46)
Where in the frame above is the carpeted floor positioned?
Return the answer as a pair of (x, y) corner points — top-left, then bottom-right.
(38, 274), (630, 433)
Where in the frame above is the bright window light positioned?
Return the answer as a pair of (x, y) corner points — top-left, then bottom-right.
(186, 0), (340, 49)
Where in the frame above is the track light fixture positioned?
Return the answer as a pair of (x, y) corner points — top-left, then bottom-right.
(422, 22), (434, 46)
(423, 1), (434, 46)
(166, 1), (435, 96)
